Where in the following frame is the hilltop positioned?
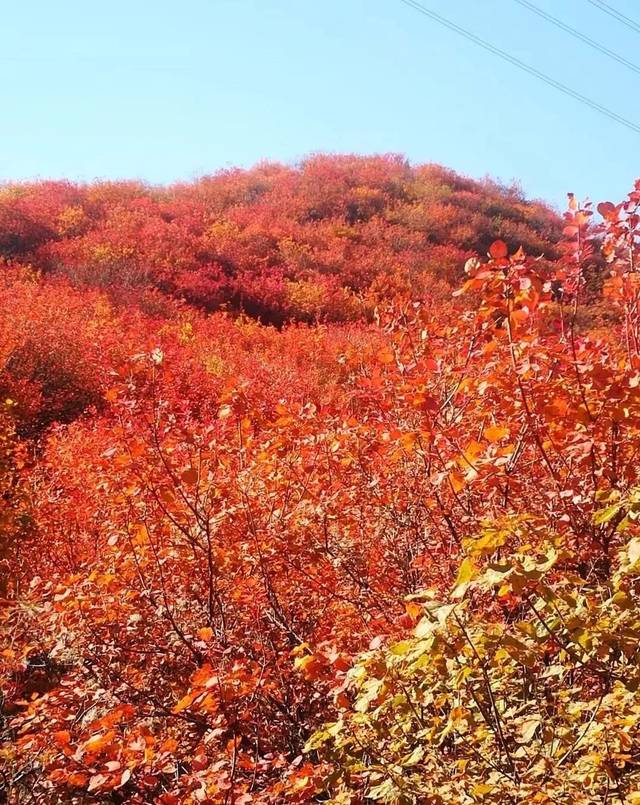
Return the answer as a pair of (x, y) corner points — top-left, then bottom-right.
(0, 154), (561, 323)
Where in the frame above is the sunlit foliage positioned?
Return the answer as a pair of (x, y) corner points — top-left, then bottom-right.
(0, 156), (560, 324)
(2, 164), (640, 804)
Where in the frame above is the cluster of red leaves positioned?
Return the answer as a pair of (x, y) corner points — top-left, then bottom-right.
(2, 170), (640, 803)
(0, 156), (560, 325)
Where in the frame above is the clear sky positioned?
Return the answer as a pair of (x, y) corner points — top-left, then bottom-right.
(2, 0), (639, 208)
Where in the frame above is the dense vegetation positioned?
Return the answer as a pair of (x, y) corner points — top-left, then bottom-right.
(0, 155), (560, 326)
(2, 157), (640, 804)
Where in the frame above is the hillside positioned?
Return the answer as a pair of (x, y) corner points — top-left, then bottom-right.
(0, 155), (561, 323)
(3, 164), (640, 805)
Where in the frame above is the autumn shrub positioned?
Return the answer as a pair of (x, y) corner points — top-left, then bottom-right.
(1, 157), (562, 324)
(307, 501), (640, 804)
(0, 403), (29, 597)
(302, 183), (640, 804)
(2, 173), (640, 804)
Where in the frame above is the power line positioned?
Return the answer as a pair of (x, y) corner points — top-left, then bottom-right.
(396, 0), (640, 136)
(587, 0), (640, 35)
(514, 0), (640, 75)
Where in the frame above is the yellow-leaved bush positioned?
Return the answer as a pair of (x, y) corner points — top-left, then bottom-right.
(306, 502), (640, 804)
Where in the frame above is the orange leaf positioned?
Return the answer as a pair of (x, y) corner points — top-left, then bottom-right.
(181, 468), (198, 485)
(172, 693), (195, 713)
(83, 730), (115, 754)
(448, 471), (466, 493)
(376, 347), (395, 365)
(485, 424), (509, 443)
(54, 730), (71, 747)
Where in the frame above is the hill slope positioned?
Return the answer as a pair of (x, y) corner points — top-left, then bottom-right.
(0, 154), (561, 323)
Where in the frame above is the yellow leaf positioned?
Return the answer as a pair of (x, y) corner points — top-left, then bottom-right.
(517, 716), (540, 744)
(452, 557), (476, 599)
(455, 557), (476, 587)
(472, 783), (494, 796)
(628, 538), (640, 566)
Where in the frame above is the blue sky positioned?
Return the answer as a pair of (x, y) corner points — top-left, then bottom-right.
(1, 0), (639, 208)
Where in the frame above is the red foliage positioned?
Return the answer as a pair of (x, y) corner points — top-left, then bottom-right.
(0, 156), (561, 325)
(3, 163), (640, 803)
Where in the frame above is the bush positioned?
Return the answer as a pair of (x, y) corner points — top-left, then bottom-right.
(308, 502), (640, 804)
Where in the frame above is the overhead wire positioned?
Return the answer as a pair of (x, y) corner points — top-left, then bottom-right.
(396, 0), (640, 135)
(514, 0), (640, 76)
(587, 0), (640, 35)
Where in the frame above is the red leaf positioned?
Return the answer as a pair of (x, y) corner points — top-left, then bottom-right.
(597, 201), (616, 218)
(489, 240), (508, 259)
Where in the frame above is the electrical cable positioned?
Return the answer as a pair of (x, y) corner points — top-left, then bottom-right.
(514, 0), (640, 75)
(396, 0), (640, 135)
